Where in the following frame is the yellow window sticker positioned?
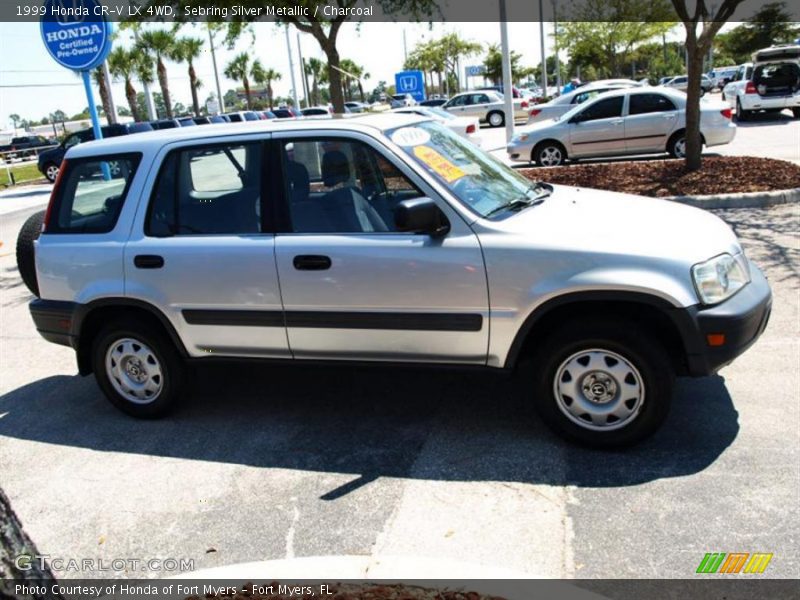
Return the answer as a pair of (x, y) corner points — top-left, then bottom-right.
(413, 146), (466, 183)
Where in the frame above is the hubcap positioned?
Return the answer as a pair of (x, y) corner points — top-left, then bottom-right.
(540, 146), (562, 166)
(46, 165), (59, 181)
(553, 349), (644, 431)
(105, 338), (163, 404)
(674, 138), (686, 157)
(490, 113), (503, 126)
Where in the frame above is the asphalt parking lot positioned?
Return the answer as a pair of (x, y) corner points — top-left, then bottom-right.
(0, 116), (798, 580)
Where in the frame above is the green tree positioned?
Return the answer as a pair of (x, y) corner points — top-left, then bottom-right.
(9, 114), (20, 131)
(671, 0), (747, 170)
(172, 36), (205, 116)
(484, 44), (533, 85)
(225, 52), (256, 109)
(715, 2), (800, 64)
(108, 47), (152, 122)
(305, 57), (325, 106)
(91, 67), (116, 124)
(138, 29), (177, 118)
(251, 61), (282, 109)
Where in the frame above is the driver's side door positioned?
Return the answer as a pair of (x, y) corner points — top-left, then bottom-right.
(272, 132), (489, 364)
(568, 95), (626, 158)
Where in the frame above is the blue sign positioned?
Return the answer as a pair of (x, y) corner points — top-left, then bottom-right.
(395, 70), (426, 102)
(466, 65), (486, 77)
(40, 0), (113, 72)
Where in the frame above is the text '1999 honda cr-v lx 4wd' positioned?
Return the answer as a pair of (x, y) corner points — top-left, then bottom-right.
(20, 114), (772, 447)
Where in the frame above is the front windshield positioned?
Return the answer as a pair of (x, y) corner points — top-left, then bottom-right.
(388, 121), (547, 218)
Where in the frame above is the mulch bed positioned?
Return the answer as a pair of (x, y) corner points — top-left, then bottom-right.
(193, 583), (505, 600)
(519, 156), (800, 197)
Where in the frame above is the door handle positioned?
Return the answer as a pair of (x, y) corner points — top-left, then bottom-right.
(134, 255), (164, 269)
(293, 255), (332, 271)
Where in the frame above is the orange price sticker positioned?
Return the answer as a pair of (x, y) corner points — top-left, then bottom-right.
(413, 146), (466, 183)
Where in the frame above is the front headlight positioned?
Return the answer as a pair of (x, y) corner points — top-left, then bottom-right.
(691, 253), (750, 305)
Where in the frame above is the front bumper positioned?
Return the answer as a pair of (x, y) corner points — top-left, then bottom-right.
(674, 263), (772, 376)
(506, 139), (536, 162)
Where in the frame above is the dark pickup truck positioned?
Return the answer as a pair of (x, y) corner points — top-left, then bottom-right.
(0, 136), (54, 160)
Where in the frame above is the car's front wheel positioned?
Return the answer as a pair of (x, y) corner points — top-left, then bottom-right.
(525, 318), (673, 447)
(43, 162), (59, 183)
(92, 319), (185, 418)
(533, 142), (566, 167)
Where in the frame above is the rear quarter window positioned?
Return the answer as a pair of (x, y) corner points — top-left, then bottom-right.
(48, 154), (141, 234)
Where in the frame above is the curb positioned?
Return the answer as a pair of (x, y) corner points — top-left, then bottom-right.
(662, 187), (800, 210)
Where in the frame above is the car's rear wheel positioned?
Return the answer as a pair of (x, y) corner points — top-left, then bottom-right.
(667, 132), (688, 158)
(792, 108), (800, 119)
(525, 318), (673, 447)
(43, 163), (59, 183)
(92, 319), (185, 418)
(487, 111), (505, 127)
(533, 141), (566, 167)
(15, 210), (45, 297)
(736, 99), (750, 121)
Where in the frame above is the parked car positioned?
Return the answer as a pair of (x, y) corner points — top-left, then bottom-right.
(150, 119), (180, 130)
(507, 87), (735, 166)
(0, 135), (54, 160)
(391, 106), (481, 145)
(301, 106), (333, 117)
(18, 113), (771, 447)
(224, 111), (260, 122)
(477, 85), (525, 98)
(722, 46), (800, 120)
(272, 107), (302, 118)
(419, 98), (448, 107)
(389, 93), (416, 108)
(442, 90), (528, 127)
(177, 117), (198, 127)
(344, 101), (369, 113)
(258, 111), (277, 120)
(661, 74), (713, 95)
(709, 66), (739, 90)
(36, 122), (153, 182)
(526, 81), (639, 124)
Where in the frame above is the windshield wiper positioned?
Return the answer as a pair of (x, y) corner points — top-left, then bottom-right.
(485, 197), (539, 218)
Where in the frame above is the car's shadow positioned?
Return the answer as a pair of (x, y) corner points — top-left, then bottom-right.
(0, 363), (738, 499)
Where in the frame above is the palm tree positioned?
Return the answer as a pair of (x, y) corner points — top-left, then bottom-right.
(305, 58), (324, 106)
(251, 61), (282, 109)
(108, 47), (152, 122)
(9, 114), (20, 132)
(138, 29), (176, 118)
(224, 52), (254, 109)
(92, 66), (115, 124)
(172, 37), (204, 116)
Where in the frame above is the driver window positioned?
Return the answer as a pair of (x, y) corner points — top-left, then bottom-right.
(282, 139), (423, 234)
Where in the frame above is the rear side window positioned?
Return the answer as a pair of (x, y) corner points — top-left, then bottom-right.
(49, 155), (140, 233)
(146, 142), (263, 236)
(629, 93), (676, 115)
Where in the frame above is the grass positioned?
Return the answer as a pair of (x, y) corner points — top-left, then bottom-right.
(0, 162), (46, 187)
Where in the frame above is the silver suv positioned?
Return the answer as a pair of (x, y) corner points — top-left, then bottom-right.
(23, 114), (772, 447)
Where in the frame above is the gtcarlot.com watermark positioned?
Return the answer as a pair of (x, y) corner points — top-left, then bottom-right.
(16, 554), (195, 573)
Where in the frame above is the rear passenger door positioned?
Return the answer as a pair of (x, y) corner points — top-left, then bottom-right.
(125, 138), (291, 359)
(271, 132), (489, 364)
(624, 93), (679, 153)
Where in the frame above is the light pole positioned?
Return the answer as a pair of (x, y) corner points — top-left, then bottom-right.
(552, 0), (561, 93)
(285, 25), (299, 108)
(499, 0), (514, 143)
(538, 0), (547, 94)
(208, 24), (225, 113)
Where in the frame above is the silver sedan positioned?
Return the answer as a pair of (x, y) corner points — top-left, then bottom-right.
(526, 80), (641, 124)
(507, 87), (736, 166)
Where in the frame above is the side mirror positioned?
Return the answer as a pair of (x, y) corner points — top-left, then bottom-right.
(395, 197), (450, 237)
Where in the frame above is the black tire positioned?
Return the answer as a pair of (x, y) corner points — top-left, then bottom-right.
(793, 108), (800, 119)
(487, 110), (505, 128)
(524, 318), (674, 447)
(15, 210), (45, 297)
(667, 131), (687, 158)
(736, 99), (750, 122)
(43, 162), (59, 183)
(91, 319), (185, 418)
(533, 141), (567, 167)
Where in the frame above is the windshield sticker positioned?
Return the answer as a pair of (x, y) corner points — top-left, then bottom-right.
(391, 127), (431, 147)
(413, 146), (466, 183)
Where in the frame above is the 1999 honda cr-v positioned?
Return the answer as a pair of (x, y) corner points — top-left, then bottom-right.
(21, 114), (772, 446)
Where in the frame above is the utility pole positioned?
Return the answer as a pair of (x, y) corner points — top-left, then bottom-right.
(208, 24), (225, 113)
(297, 33), (310, 108)
(552, 0), (561, 93)
(499, 0), (514, 143)
(403, 29), (408, 62)
(285, 25), (299, 108)
(538, 0), (547, 94)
